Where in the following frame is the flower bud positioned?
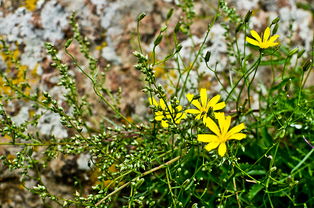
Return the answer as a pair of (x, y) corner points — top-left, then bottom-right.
(244, 10), (252, 23)
(288, 48), (298, 57)
(271, 17), (280, 25)
(154, 35), (163, 46)
(297, 49), (305, 58)
(137, 12), (146, 22)
(166, 8), (174, 20)
(302, 59), (312, 72)
(204, 51), (211, 62)
(272, 23), (279, 34)
(65, 39), (72, 48)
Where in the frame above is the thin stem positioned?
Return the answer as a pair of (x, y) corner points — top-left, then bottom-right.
(137, 20), (143, 54)
(281, 56), (290, 80)
(65, 48), (134, 127)
(178, 14), (218, 101)
(95, 156), (181, 206)
(0, 142), (72, 146)
(247, 62), (259, 108)
(226, 53), (262, 102)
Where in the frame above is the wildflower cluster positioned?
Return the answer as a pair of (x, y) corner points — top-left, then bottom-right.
(149, 97), (186, 128)
(1, 1), (313, 207)
(149, 88), (246, 157)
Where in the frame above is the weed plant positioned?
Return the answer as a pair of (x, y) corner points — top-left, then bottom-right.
(0, 0), (313, 207)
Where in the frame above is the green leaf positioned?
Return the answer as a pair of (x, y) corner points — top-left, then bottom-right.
(260, 58), (286, 66)
(248, 184), (264, 200)
(247, 170), (266, 175)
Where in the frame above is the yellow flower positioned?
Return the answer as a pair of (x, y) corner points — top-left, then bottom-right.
(197, 113), (246, 157)
(246, 27), (279, 49)
(186, 88), (225, 123)
(149, 97), (186, 128)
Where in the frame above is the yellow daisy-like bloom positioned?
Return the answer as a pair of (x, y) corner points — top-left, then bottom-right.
(149, 97), (186, 128)
(197, 113), (246, 157)
(246, 27), (279, 49)
(185, 88), (226, 123)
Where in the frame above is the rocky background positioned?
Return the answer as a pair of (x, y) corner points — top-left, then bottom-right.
(0, 0), (313, 207)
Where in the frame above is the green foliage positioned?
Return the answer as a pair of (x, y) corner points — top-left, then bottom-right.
(0, 1), (313, 208)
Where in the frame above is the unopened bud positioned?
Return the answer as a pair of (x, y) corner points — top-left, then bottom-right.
(137, 12), (146, 22)
(272, 23), (279, 34)
(302, 59), (312, 72)
(204, 51), (211, 62)
(271, 17), (280, 25)
(65, 39), (72, 48)
(175, 22), (181, 33)
(175, 44), (182, 53)
(244, 10), (252, 23)
(288, 48), (298, 57)
(297, 49), (305, 58)
(166, 8), (174, 20)
(235, 23), (243, 33)
(154, 35), (163, 46)
(161, 25), (167, 32)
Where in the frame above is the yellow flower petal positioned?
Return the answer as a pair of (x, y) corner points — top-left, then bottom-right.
(202, 115), (207, 124)
(186, 109), (200, 114)
(195, 114), (202, 120)
(218, 143), (227, 156)
(213, 101), (226, 111)
(205, 117), (220, 136)
(250, 30), (262, 42)
(227, 123), (246, 136)
(223, 116), (231, 135)
(229, 133), (246, 140)
(148, 97), (158, 106)
(204, 142), (219, 152)
(246, 37), (260, 47)
(155, 111), (164, 121)
(176, 105), (183, 111)
(267, 42), (279, 47)
(175, 112), (186, 123)
(200, 88), (208, 107)
(269, 34), (279, 43)
(207, 94), (220, 109)
(198, 134), (219, 143)
(263, 27), (270, 42)
(215, 112), (224, 125)
(161, 120), (168, 128)
(191, 100), (202, 110)
(159, 99), (166, 110)
(215, 113), (231, 135)
(186, 93), (194, 102)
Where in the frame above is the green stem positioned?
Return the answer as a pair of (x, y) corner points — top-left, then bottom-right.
(65, 49), (134, 127)
(226, 53), (262, 103)
(95, 156), (181, 206)
(178, 14), (218, 101)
